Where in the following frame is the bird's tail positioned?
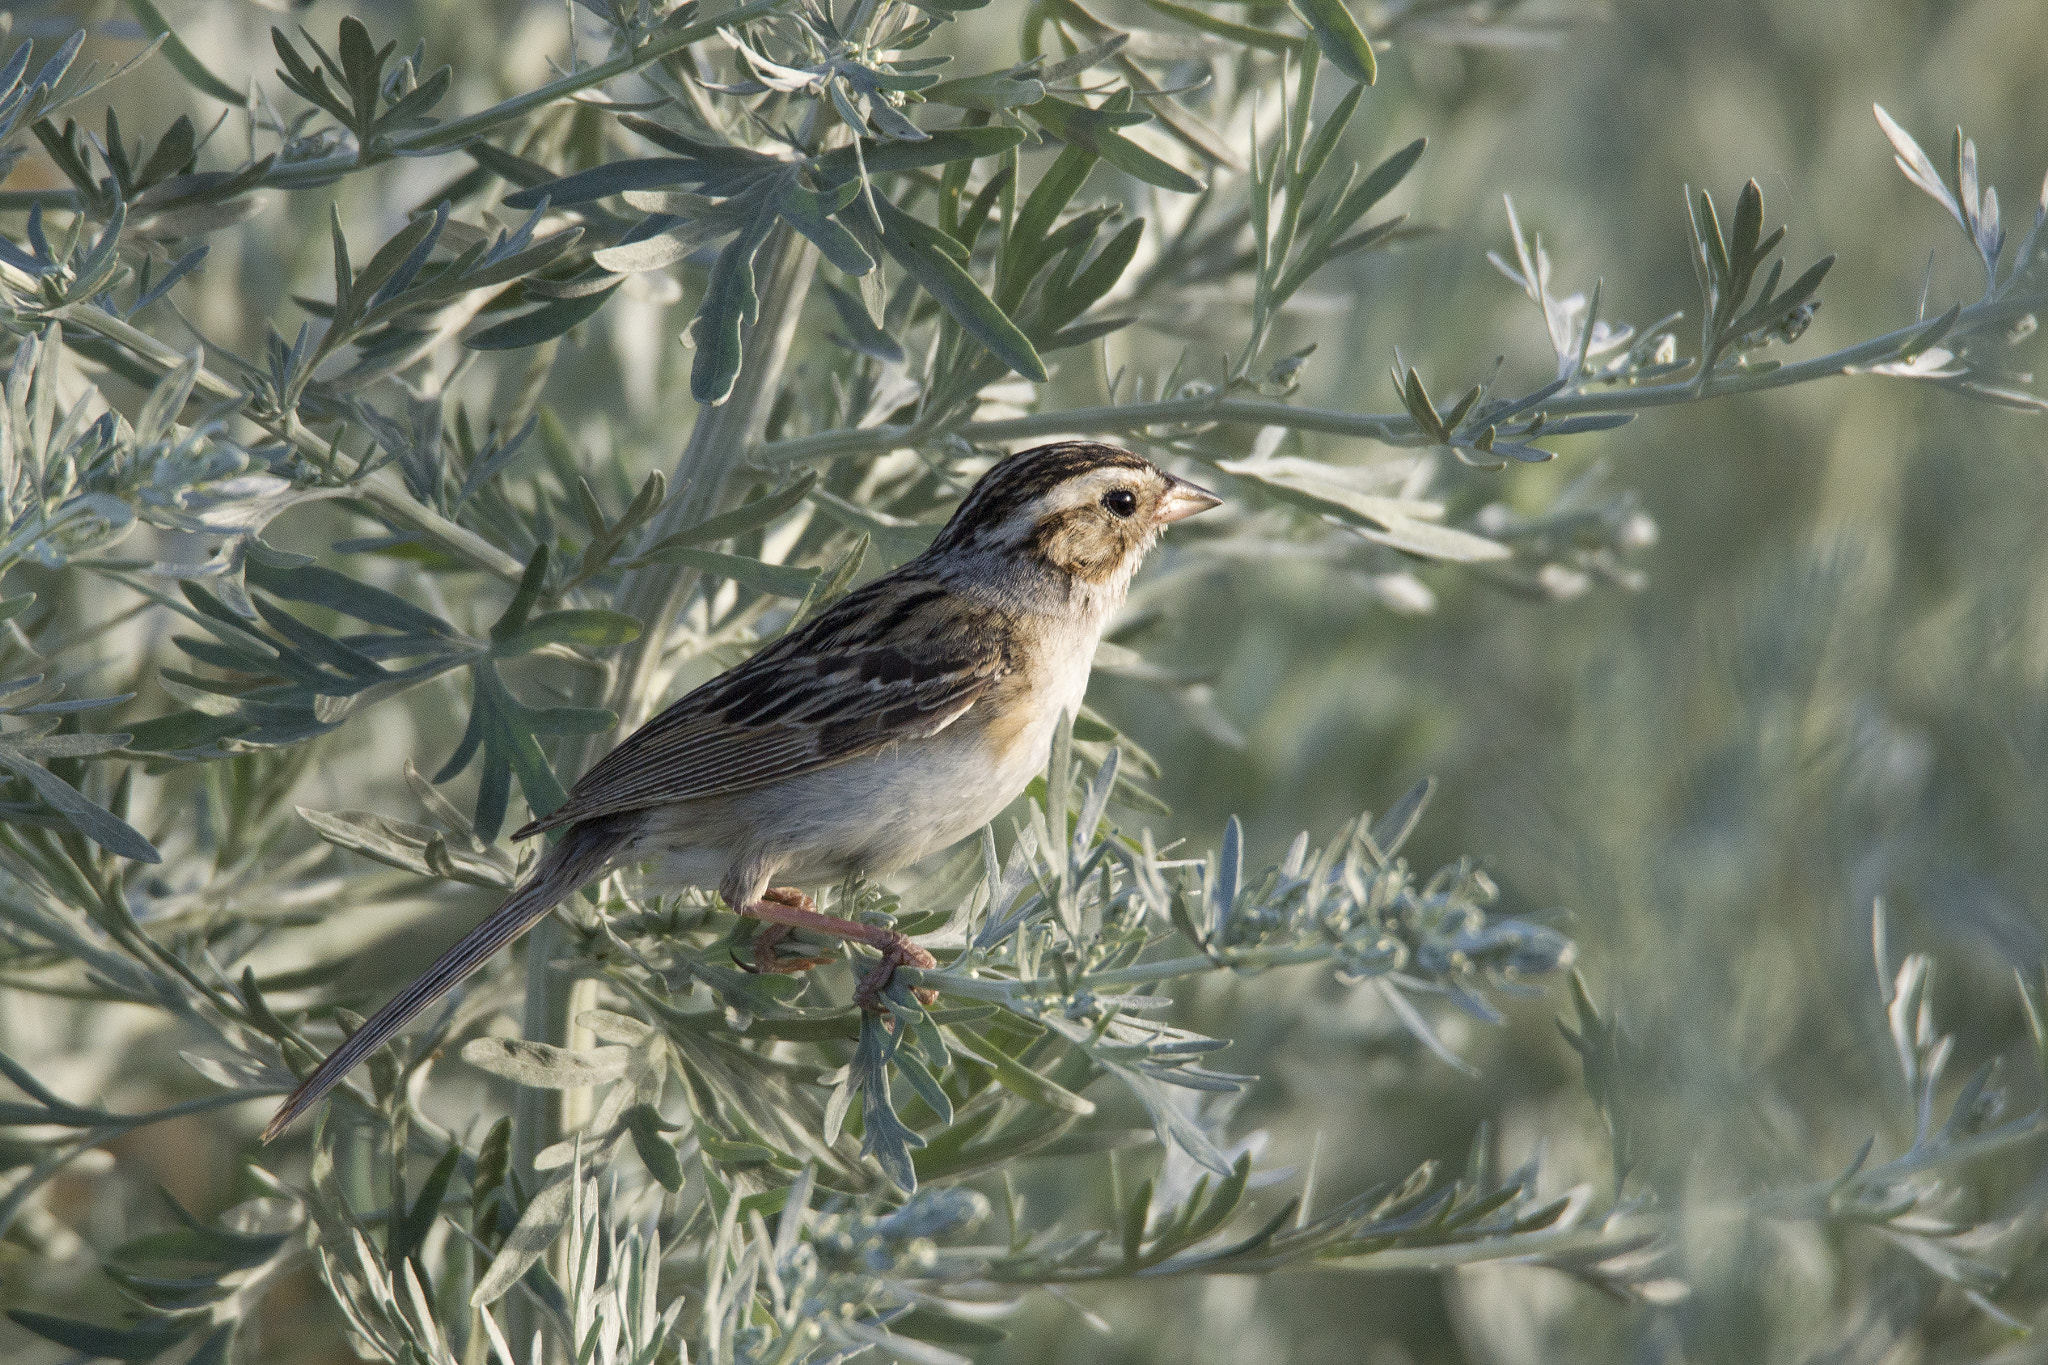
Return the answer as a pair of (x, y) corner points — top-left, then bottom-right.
(261, 818), (629, 1143)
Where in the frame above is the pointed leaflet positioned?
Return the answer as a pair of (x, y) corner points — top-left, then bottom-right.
(1026, 94), (1203, 194)
(471, 1172), (574, 1306)
(467, 282), (621, 351)
(813, 126), (1025, 186)
(774, 173), (873, 275)
(626, 546), (820, 599)
(875, 197), (1045, 381)
(0, 733), (160, 863)
(671, 474), (823, 548)
(690, 210), (775, 404)
(1215, 456), (1510, 562)
(1294, 0), (1377, 87)
(820, 279), (905, 363)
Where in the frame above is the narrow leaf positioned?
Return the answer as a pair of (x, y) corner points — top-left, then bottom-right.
(876, 198), (1046, 381)
(124, 0), (246, 106)
(1294, 0), (1377, 86)
(467, 282), (621, 351)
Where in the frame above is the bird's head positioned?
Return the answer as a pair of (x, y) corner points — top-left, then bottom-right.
(924, 442), (1221, 593)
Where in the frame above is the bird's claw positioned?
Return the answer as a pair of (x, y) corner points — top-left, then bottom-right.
(739, 923), (836, 976)
(854, 930), (938, 1011)
(739, 888), (936, 1008)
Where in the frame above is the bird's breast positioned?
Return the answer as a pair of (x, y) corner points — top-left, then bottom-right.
(633, 604), (1105, 893)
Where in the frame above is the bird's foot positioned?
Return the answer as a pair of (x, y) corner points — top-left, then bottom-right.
(738, 886), (936, 1009)
(740, 921), (838, 976)
(738, 888), (839, 975)
(853, 931), (938, 1012)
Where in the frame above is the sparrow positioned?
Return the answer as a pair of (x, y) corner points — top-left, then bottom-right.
(262, 441), (1220, 1141)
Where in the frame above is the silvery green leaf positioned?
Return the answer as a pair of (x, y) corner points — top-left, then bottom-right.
(854, 1012), (924, 1191)
(1216, 456), (1511, 563)
(1873, 105), (1967, 233)
(1072, 747), (1118, 863)
(1104, 1057), (1233, 1175)
(1212, 814), (1241, 942)
(923, 72), (1043, 111)
(0, 675), (61, 712)
(820, 278), (905, 363)
(865, 100), (929, 143)
(1034, 34), (1129, 83)
(1293, 0), (1377, 85)
(973, 824), (1043, 949)
(591, 229), (697, 275)
(627, 1105), (685, 1191)
(577, 1009), (654, 1047)
(492, 608), (641, 653)
(502, 158), (720, 209)
(534, 1128), (622, 1169)
(296, 807), (515, 887)
(888, 1027), (953, 1125)
(690, 210), (774, 404)
(459, 1038), (631, 1088)
(1, 729), (125, 759)
(67, 200), (129, 302)
(951, 1027), (1094, 1114)
(0, 738), (159, 863)
(470, 1171), (574, 1307)
(132, 349), (201, 446)
(874, 197), (1046, 382)
(1374, 978), (1480, 1077)
(822, 1068), (855, 1146)
(243, 559), (458, 637)
(775, 175), (874, 276)
(465, 282), (621, 351)
(1368, 777), (1433, 859)
(627, 545), (820, 598)
(814, 127), (1025, 185)
(1025, 95), (1203, 195)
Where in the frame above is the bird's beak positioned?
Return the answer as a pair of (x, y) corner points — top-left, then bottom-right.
(1154, 476), (1223, 524)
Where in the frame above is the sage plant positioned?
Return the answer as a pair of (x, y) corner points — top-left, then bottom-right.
(2, 3), (2046, 1361)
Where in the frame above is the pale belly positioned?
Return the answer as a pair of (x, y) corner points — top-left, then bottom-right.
(629, 644), (1088, 900)
(730, 720), (1048, 879)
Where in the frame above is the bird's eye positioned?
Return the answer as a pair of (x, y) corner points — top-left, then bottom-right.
(1102, 488), (1138, 518)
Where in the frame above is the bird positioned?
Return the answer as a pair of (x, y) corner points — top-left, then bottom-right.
(261, 440), (1220, 1142)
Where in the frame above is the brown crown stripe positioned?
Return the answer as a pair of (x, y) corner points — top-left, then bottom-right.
(928, 442), (1155, 555)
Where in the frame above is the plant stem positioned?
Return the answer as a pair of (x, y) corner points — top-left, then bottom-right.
(903, 943), (1343, 1002)
(606, 225), (822, 733)
(508, 225), (818, 1358)
(523, 222), (819, 1129)
(756, 285), (2048, 467)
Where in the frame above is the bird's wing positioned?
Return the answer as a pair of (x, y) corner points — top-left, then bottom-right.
(516, 574), (1010, 836)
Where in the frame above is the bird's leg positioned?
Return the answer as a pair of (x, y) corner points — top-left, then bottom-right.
(742, 920), (838, 976)
(739, 887), (937, 1008)
(737, 888), (840, 975)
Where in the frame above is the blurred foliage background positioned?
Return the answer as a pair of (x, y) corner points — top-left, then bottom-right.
(3, 0), (2047, 1362)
